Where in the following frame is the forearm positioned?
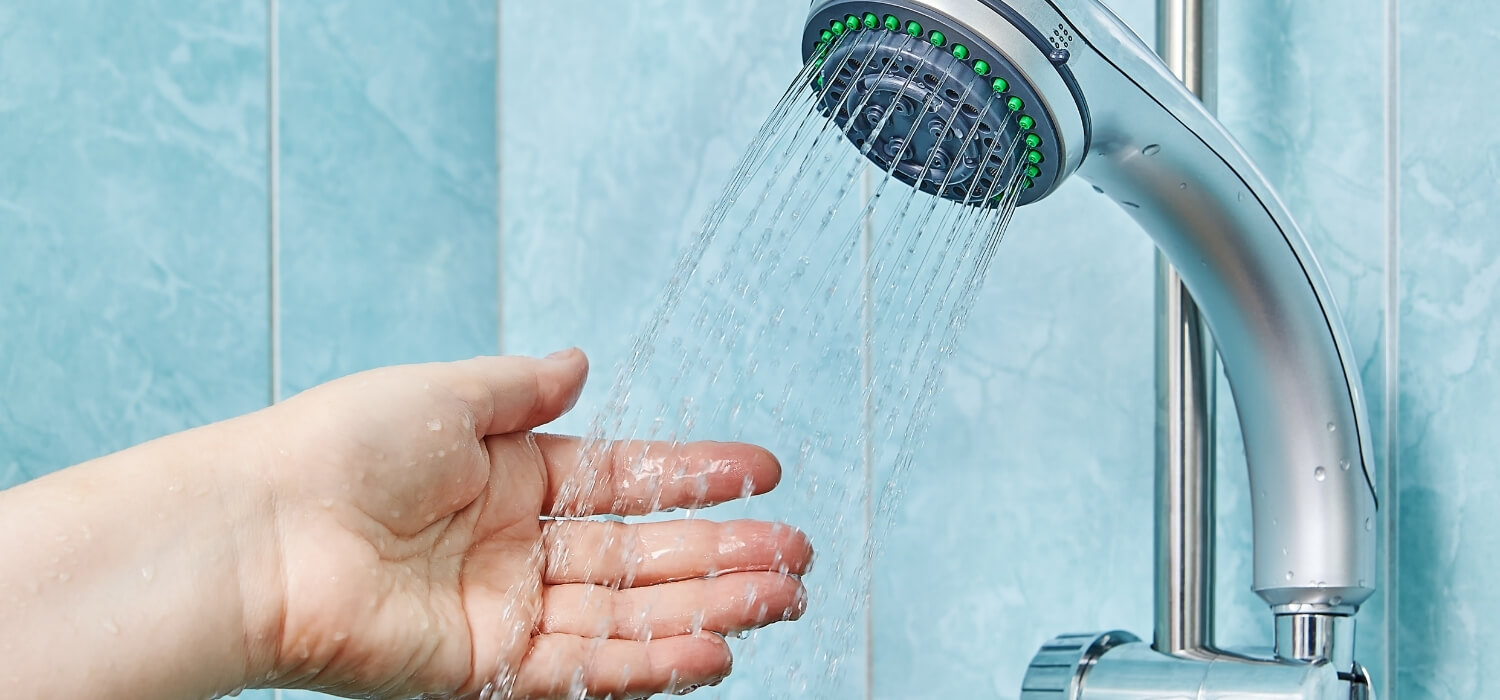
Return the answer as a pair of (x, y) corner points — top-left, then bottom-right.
(0, 419), (282, 700)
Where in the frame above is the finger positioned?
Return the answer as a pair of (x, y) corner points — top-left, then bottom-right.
(539, 573), (807, 640)
(532, 434), (782, 517)
(513, 632), (731, 698)
(447, 350), (589, 436)
(542, 519), (813, 587)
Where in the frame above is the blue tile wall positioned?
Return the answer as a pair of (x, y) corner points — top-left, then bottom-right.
(0, 0), (271, 487)
(275, 0), (498, 398)
(500, 1), (815, 423)
(1396, 1), (1500, 697)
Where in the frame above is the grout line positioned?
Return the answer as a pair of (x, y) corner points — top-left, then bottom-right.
(859, 163), (876, 700)
(267, 0), (283, 683)
(1382, 0), (1401, 684)
(268, 0), (282, 408)
(495, 0), (505, 356)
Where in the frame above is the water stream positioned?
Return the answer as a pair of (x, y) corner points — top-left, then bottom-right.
(533, 35), (1032, 698)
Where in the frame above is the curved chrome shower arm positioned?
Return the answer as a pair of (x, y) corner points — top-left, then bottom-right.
(1037, 0), (1377, 612)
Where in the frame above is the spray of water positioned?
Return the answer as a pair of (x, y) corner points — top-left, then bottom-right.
(497, 35), (1032, 698)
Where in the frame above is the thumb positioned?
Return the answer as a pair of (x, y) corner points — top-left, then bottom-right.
(453, 349), (589, 436)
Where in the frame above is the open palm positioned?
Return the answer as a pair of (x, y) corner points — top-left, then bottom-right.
(250, 351), (810, 699)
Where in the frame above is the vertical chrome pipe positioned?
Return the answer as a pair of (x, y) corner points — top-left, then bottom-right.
(1153, 0), (1219, 658)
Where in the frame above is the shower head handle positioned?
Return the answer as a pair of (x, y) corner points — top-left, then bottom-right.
(1041, 0), (1377, 613)
(803, 0), (1378, 614)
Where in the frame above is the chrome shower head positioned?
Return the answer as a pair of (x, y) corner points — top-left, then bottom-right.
(802, 0), (1378, 624)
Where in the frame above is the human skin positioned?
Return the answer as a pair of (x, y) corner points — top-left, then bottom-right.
(0, 349), (812, 699)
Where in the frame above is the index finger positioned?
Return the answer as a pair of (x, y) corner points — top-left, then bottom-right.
(530, 434), (783, 517)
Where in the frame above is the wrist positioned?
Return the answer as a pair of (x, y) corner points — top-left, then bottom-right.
(0, 416), (286, 699)
(194, 412), (289, 691)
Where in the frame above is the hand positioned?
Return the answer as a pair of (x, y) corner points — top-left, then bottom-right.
(243, 350), (812, 698)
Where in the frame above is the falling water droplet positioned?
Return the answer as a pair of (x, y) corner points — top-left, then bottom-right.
(1285, 570), (1294, 581)
(141, 566), (154, 582)
(427, 419), (443, 431)
(1142, 144), (1161, 156)
(1365, 518), (1374, 532)
(1314, 466), (1327, 482)
(1341, 459), (1351, 471)
(1327, 422), (1337, 432)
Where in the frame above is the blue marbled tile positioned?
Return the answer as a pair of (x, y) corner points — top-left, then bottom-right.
(0, 0), (270, 486)
(869, 184), (1160, 699)
(501, 0), (818, 432)
(1396, 1), (1500, 697)
(870, 2), (1162, 695)
(1214, 0), (1392, 680)
(276, 0), (498, 397)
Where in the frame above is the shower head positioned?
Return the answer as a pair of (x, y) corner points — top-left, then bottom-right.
(801, 0), (1378, 621)
(803, 0), (1089, 206)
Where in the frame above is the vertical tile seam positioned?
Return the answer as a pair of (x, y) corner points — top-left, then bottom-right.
(269, 0), (282, 408)
(1382, 0), (1401, 684)
(859, 164), (876, 700)
(269, 2), (282, 698)
(495, 0), (505, 356)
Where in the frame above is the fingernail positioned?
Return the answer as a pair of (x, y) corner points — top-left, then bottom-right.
(545, 347), (579, 361)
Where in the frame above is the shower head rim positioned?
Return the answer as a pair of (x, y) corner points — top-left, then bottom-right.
(803, 0), (1088, 205)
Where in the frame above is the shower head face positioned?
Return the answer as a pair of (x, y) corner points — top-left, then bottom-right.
(804, 1), (1076, 206)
